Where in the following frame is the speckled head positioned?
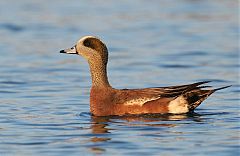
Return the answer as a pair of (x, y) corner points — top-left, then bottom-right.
(60, 36), (111, 88)
(60, 36), (108, 65)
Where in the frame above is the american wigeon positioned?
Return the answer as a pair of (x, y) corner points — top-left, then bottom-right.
(60, 36), (230, 116)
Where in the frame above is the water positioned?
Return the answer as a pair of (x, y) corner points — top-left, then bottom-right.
(0, 0), (239, 155)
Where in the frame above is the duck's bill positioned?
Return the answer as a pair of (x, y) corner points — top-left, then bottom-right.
(60, 46), (78, 54)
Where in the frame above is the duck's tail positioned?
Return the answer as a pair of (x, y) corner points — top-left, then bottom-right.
(184, 85), (231, 111)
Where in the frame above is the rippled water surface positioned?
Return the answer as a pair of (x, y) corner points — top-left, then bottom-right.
(0, 0), (239, 155)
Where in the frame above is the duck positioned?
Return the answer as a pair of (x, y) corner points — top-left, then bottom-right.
(60, 36), (230, 116)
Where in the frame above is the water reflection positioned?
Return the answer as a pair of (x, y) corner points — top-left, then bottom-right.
(87, 113), (202, 154)
(90, 113), (202, 130)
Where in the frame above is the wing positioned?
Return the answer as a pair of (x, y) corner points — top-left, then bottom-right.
(115, 81), (212, 105)
(128, 81), (211, 97)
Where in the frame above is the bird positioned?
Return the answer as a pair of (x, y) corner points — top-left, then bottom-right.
(60, 36), (230, 116)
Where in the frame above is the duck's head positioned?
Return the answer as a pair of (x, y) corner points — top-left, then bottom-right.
(60, 36), (108, 65)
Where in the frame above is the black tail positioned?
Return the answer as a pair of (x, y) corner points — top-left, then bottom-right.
(184, 85), (231, 111)
(213, 85), (232, 92)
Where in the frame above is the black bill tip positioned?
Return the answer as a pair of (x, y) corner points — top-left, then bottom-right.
(60, 50), (65, 53)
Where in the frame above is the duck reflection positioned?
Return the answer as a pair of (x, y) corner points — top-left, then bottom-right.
(91, 112), (201, 131)
(88, 113), (201, 154)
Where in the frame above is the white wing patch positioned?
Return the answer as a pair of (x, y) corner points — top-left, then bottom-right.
(168, 96), (189, 114)
(124, 97), (159, 106)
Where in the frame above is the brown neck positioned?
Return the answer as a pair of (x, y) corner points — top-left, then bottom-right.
(88, 60), (111, 88)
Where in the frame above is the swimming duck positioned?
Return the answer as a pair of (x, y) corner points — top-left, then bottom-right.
(60, 36), (230, 116)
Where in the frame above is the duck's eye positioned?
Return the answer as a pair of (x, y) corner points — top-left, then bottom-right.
(84, 41), (91, 47)
(83, 38), (106, 52)
(71, 47), (74, 50)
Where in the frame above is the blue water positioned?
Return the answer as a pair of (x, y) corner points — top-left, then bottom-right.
(0, 0), (239, 155)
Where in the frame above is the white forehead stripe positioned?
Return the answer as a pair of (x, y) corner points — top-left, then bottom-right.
(124, 97), (159, 106)
(79, 36), (100, 42)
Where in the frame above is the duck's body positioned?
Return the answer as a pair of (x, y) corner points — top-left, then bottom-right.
(60, 36), (229, 116)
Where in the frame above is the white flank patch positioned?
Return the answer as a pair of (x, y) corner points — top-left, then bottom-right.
(124, 97), (159, 106)
(168, 96), (189, 114)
